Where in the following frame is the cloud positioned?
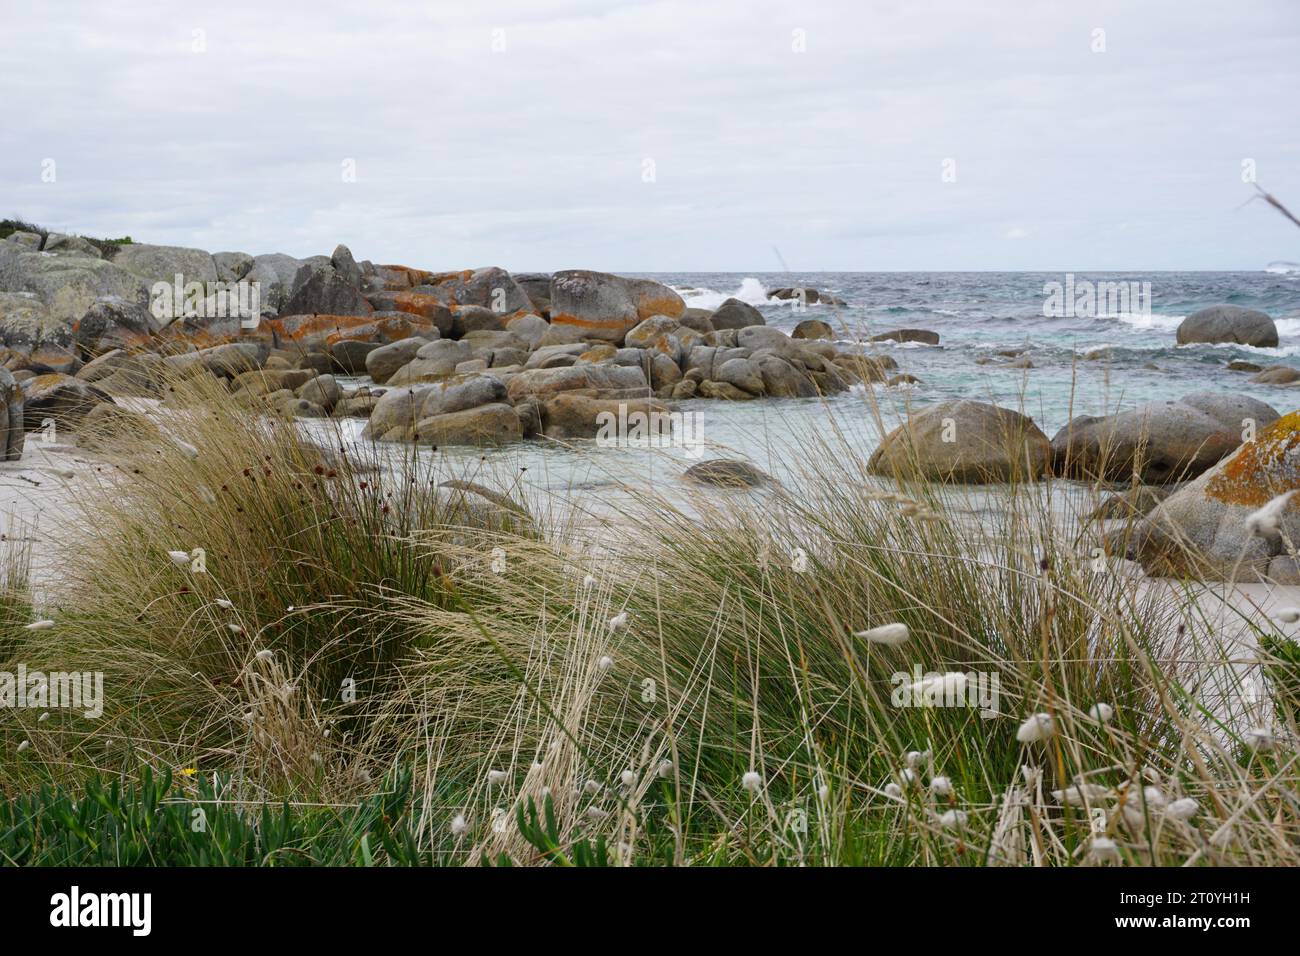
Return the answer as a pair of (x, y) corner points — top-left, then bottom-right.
(2, 0), (1298, 270)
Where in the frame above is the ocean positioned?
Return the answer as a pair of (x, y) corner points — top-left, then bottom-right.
(325, 269), (1300, 504)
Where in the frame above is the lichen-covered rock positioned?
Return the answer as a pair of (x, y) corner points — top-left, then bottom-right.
(0, 248), (151, 324)
(869, 400), (1051, 483)
(20, 373), (111, 430)
(280, 264), (372, 317)
(413, 267), (532, 314)
(72, 297), (160, 355)
(548, 271), (684, 343)
(1126, 410), (1300, 580)
(112, 243), (218, 287)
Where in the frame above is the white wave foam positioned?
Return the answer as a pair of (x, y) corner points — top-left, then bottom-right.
(674, 277), (770, 311)
(1265, 261), (1300, 274)
(1109, 312), (1186, 331)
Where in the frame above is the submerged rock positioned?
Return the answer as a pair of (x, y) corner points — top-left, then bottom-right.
(870, 328), (940, 346)
(683, 458), (774, 487)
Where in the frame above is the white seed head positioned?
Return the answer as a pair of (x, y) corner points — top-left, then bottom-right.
(167, 550), (190, 566)
(597, 655), (614, 672)
(907, 672), (969, 700)
(582, 575), (597, 589)
(854, 623), (909, 645)
(899, 767), (918, 786)
(487, 769), (507, 785)
(1052, 783), (1111, 806)
(38, 712), (49, 722)
(1088, 702), (1114, 723)
(586, 806), (608, 821)
(619, 770), (636, 787)
(656, 759), (673, 778)
(25, 619), (55, 631)
(608, 612), (628, 631)
(884, 783), (903, 799)
(904, 750), (931, 769)
(930, 775), (953, 797)
(254, 648), (272, 661)
(1244, 727), (1277, 751)
(1088, 836), (1121, 863)
(1166, 797), (1199, 821)
(584, 779), (602, 795)
(817, 783), (830, 801)
(229, 624), (246, 636)
(938, 809), (967, 829)
(1016, 712), (1056, 743)
(17, 740), (30, 753)
(741, 771), (763, 793)
(215, 599), (234, 610)
(450, 814), (468, 837)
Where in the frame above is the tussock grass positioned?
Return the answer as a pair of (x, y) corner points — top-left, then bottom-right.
(0, 377), (1297, 866)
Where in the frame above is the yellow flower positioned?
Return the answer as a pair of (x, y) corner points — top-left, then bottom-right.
(181, 767), (197, 777)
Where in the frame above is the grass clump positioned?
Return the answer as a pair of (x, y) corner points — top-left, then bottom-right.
(0, 378), (1296, 866)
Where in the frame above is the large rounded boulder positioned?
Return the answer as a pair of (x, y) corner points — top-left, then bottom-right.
(548, 271), (684, 343)
(1176, 305), (1278, 348)
(868, 400), (1051, 483)
(1125, 410), (1300, 580)
(1051, 392), (1278, 484)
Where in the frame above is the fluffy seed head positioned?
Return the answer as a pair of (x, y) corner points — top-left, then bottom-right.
(854, 623), (910, 645)
(1016, 712), (1055, 743)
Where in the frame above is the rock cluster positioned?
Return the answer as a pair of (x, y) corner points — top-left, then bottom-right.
(0, 234), (887, 447)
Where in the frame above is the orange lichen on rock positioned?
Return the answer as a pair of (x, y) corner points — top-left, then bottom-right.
(633, 292), (685, 320)
(377, 265), (432, 288)
(324, 315), (427, 346)
(392, 292), (451, 319)
(549, 313), (637, 331)
(1206, 410), (1300, 506)
(270, 314), (378, 342)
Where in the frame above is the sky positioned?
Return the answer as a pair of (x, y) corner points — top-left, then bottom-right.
(2, 0), (1299, 272)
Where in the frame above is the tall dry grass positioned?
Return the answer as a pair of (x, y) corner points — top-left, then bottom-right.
(0, 372), (1296, 865)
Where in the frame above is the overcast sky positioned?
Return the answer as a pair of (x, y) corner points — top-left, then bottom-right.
(3, 0), (1298, 272)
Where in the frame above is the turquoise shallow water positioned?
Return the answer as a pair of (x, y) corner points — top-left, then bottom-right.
(323, 270), (1300, 506)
